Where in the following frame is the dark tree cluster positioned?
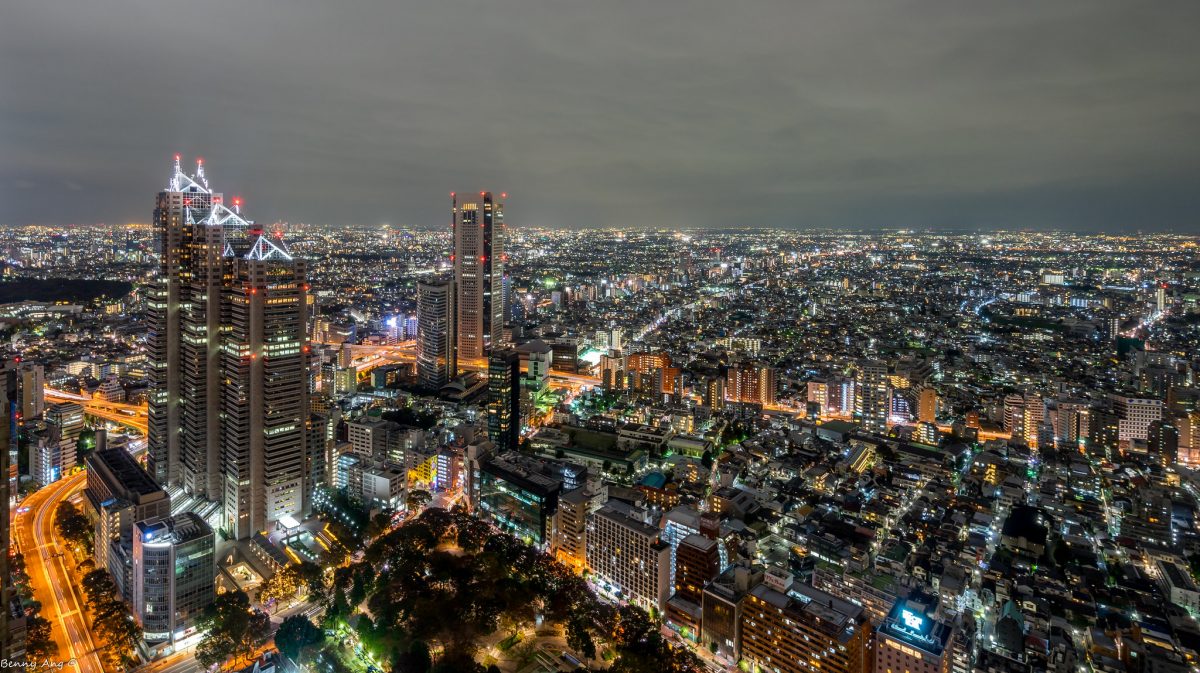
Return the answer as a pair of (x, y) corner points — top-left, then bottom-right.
(327, 507), (703, 673)
(194, 590), (272, 669)
(54, 500), (93, 554)
(81, 569), (143, 670)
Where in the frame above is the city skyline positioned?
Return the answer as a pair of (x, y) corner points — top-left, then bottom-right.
(5, 2), (1200, 672)
(3, 2), (1200, 232)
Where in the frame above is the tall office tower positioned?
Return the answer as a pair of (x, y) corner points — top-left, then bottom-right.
(487, 348), (521, 453)
(132, 513), (215, 648)
(1156, 284), (1167, 315)
(148, 156), (219, 486)
(18, 362), (44, 420)
(452, 191), (505, 361)
(856, 360), (890, 434)
(179, 206), (227, 500)
(417, 278), (456, 389)
(220, 232), (309, 540)
(726, 363), (777, 406)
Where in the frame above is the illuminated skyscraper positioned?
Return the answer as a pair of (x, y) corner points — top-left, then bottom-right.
(220, 232), (309, 539)
(417, 278), (456, 390)
(148, 156), (255, 495)
(487, 348), (521, 453)
(147, 157), (307, 539)
(452, 191), (505, 360)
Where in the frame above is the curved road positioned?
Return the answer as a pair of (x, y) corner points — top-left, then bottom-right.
(14, 470), (105, 673)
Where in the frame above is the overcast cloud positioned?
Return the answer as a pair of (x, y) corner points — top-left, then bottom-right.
(2, 1), (1199, 231)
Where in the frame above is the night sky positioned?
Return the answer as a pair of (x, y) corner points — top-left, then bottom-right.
(3, 1), (1199, 231)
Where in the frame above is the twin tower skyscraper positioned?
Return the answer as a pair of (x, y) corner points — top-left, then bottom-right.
(147, 157), (309, 540)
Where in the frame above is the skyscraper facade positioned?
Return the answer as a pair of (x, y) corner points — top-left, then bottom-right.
(220, 233), (309, 540)
(417, 278), (456, 389)
(147, 157), (218, 487)
(452, 191), (505, 361)
(487, 348), (521, 453)
(147, 158), (308, 539)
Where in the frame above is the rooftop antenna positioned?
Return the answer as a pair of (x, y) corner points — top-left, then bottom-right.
(195, 158), (209, 190)
(170, 154), (183, 191)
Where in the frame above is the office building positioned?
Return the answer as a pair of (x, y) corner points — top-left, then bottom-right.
(133, 513), (216, 648)
(517, 339), (552, 393)
(701, 563), (764, 663)
(586, 504), (672, 614)
(1111, 394), (1163, 443)
(487, 348), (521, 453)
(741, 582), (873, 673)
(452, 191), (505, 360)
(347, 418), (405, 465)
(220, 232), (309, 540)
(416, 278), (456, 389)
(45, 401), (84, 443)
(29, 432), (75, 487)
(85, 448), (172, 600)
(473, 452), (570, 546)
(874, 596), (960, 673)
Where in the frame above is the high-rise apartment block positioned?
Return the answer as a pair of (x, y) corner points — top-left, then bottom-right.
(726, 363), (776, 406)
(741, 581), (872, 673)
(857, 360), (890, 434)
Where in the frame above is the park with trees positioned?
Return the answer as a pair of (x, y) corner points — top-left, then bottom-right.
(320, 507), (702, 673)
